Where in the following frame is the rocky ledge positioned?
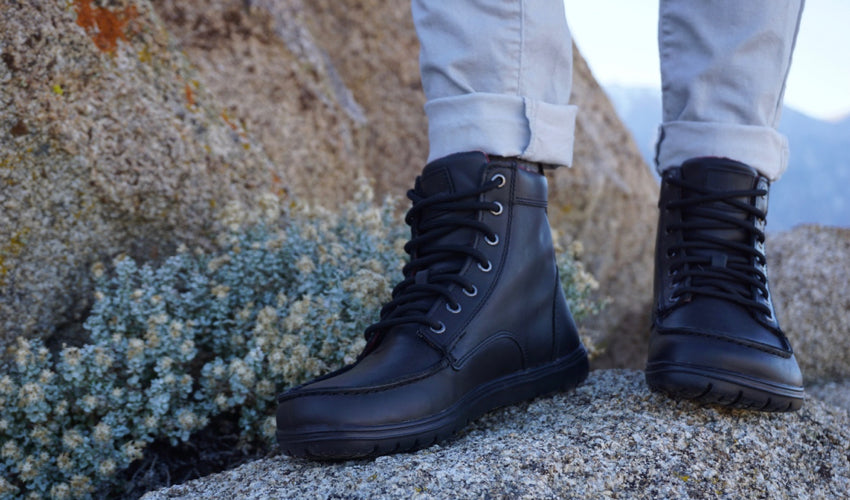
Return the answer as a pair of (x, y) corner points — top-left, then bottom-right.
(144, 369), (850, 499)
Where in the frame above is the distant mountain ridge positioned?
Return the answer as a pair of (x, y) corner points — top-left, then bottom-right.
(604, 85), (850, 232)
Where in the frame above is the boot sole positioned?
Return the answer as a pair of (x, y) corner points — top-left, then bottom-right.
(645, 362), (804, 412)
(277, 345), (589, 460)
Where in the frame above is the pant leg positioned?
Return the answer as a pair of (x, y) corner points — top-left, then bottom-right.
(412, 0), (577, 166)
(655, 0), (805, 181)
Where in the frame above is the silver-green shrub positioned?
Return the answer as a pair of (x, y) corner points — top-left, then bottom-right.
(0, 186), (602, 499)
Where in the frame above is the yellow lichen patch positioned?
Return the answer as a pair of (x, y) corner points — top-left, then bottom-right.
(0, 229), (30, 286)
(52, 84), (64, 96)
(137, 45), (152, 63)
(73, 0), (138, 53)
(4, 230), (27, 255)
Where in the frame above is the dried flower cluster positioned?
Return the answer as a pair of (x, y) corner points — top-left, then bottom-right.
(0, 186), (602, 499)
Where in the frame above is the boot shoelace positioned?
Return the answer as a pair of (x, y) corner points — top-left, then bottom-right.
(664, 176), (772, 317)
(364, 174), (505, 341)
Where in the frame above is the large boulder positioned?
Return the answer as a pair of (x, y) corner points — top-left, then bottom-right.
(142, 370), (850, 499)
(148, 0), (424, 202)
(770, 225), (850, 383)
(0, 0), (275, 346)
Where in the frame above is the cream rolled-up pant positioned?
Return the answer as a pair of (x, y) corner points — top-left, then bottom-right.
(412, 0), (805, 181)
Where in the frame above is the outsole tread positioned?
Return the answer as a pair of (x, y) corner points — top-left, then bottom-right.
(646, 371), (803, 413)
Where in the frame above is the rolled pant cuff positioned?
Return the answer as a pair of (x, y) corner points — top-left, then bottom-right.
(655, 121), (789, 181)
(425, 93), (577, 167)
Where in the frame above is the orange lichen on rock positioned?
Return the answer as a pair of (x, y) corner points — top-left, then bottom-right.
(73, 0), (138, 53)
(220, 111), (238, 131)
(184, 83), (195, 107)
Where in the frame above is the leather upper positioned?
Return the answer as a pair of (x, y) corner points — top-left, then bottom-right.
(647, 158), (802, 388)
(277, 152), (582, 431)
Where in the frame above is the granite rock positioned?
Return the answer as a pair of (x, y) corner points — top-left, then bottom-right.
(150, 0), (417, 202)
(0, 0), (276, 347)
(770, 225), (850, 383)
(808, 380), (850, 414)
(143, 369), (850, 499)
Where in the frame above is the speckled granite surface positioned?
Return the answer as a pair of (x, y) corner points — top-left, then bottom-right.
(771, 225), (850, 382)
(144, 369), (850, 499)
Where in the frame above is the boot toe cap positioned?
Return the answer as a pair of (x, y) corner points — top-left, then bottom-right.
(646, 329), (804, 411)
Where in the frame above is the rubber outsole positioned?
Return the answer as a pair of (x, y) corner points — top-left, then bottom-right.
(277, 346), (589, 460)
(645, 362), (804, 412)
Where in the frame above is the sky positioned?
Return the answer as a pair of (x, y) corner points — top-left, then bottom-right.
(563, 0), (850, 121)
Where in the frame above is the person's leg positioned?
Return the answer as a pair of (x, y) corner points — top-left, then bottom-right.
(276, 1), (588, 459)
(647, 0), (806, 411)
(415, 0), (577, 166)
(655, 0), (805, 181)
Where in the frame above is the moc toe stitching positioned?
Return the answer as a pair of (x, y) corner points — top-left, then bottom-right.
(281, 363), (447, 400)
(655, 326), (793, 357)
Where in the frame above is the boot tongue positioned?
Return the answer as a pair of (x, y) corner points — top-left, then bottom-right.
(678, 158), (761, 299)
(679, 158), (759, 246)
(365, 152), (492, 352)
(416, 152), (489, 197)
(411, 152), (490, 273)
(361, 153), (494, 355)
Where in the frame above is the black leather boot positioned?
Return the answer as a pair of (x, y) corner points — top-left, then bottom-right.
(276, 152), (589, 459)
(646, 157), (804, 411)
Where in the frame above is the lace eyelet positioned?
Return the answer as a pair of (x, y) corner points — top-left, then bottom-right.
(490, 201), (503, 216)
(491, 174), (506, 188)
(484, 233), (499, 246)
(430, 321), (446, 334)
(446, 302), (461, 314)
(463, 285), (478, 297)
(477, 260), (492, 272)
